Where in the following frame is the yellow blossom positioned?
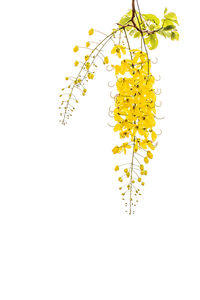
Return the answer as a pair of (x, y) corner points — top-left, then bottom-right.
(112, 146), (121, 154)
(140, 164), (144, 171)
(122, 143), (131, 154)
(88, 28), (94, 35)
(151, 131), (157, 142)
(104, 56), (109, 64)
(111, 45), (126, 58)
(86, 62), (90, 70)
(88, 73), (94, 79)
(147, 151), (153, 159)
(73, 45), (79, 52)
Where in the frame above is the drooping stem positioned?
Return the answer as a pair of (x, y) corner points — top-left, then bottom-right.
(62, 29), (120, 124)
(123, 28), (136, 215)
(131, 0), (136, 23)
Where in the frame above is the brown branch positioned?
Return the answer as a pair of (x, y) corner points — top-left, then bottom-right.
(117, 0), (163, 36)
(131, 0), (136, 22)
(117, 23), (162, 35)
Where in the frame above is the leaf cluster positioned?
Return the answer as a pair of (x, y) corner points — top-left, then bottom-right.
(119, 8), (179, 50)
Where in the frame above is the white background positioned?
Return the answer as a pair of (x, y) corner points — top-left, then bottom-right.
(0, 0), (200, 299)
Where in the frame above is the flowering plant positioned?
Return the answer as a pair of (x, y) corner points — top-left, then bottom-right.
(59, 0), (179, 214)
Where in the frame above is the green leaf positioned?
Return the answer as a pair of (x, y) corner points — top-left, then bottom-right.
(162, 18), (177, 27)
(171, 31), (179, 41)
(127, 9), (132, 18)
(164, 8), (168, 15)
(134, 31), (141, 38)
(129, 29), (136, 36)
(148, 34), (158, 50)
(119, 10), (132, 26)
(175, 32), (180, 40)
(144, 36), (150, 44)
(158, 29), (172, 39)
(119, 15), (131, 26)
(163, 25), (176, 31)
(165, 12), (179, 25)
(149, 24), (156, 31)
(142, 14), (160, 25)
(171, 32), (176, 40)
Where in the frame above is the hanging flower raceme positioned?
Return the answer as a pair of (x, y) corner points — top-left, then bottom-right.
(59, 0), (179, 214)
(58, 28), (116, 125)
(111, 49), (158, 214)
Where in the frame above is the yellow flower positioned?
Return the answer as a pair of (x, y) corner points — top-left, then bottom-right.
(114, 65), (122, 75)
(85, 55), (89, 61)
(104, 56), (109, 64)
(88, 28), (94, 35)
(148, 141), (156, 150)
(86, 62), (90, 70)
(65, 77), (69, 80)
(86, 42), (90, 48)
(74, 61), (79, 67)
(122, 143), (131, 154)
(147, 151), (153, 159)
(144, 157), (149, 164)
(115, 165), (119, 171)
(118, 177), (123, 182)
(140, 164), (144, 171)
(112, 146), (121, 154)
(111, 45), (126, 58)
(88, 73), (94, 79)
(73, 45), (79, 52)
(151, 131), (157, 142)
(113, 123), (123, 132)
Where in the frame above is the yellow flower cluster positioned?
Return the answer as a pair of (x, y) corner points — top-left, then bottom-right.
(59, 28), (117, 125)
(111, 45), (126, 58)
(111, 48), (158, 214)
(59, 28), (100, 124)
